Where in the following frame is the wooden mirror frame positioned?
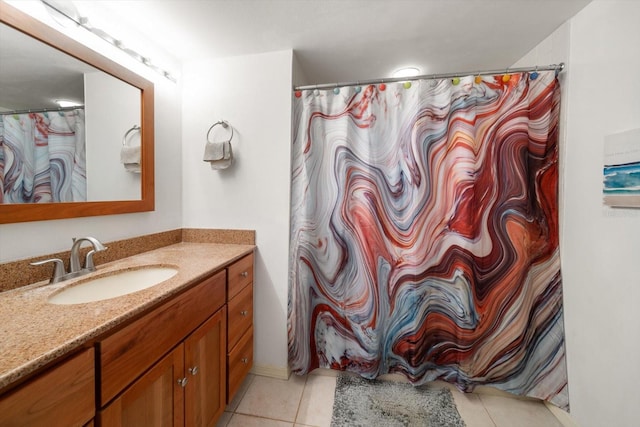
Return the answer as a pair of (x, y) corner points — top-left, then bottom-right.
(0, 3), (154, 224)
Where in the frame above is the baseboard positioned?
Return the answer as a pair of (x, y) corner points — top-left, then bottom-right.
(545, 402), (578, 427)
(251, 364), (291, 380)
(469, 385), (530, 400)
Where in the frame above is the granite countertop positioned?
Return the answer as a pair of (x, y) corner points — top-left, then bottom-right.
(0, 242), (255, 392)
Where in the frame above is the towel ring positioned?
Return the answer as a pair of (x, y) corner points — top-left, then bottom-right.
(206, 120), (234, 143)
(122, 125), (141, 146)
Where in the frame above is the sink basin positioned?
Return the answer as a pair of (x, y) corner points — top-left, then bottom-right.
(48, 266), (179, 305)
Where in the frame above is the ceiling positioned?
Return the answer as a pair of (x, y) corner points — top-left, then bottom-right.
(89, 0), (592, 86)
(0, 0), (592, 111)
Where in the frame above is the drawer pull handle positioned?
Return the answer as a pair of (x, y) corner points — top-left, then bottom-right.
(177, 377), (188, 387)
(240, 310), (249, 316)
(241, 358), (249, 364)
(189, 366), (199, 376)
(240, 271), (249, 277)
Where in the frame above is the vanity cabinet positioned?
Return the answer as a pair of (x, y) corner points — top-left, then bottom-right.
(0, 348), (95, 426)
(98, 269), (227, 426)
(0, 249), (254, 427)
(99, 309), (226, 427)
(226, 253), (254, 403)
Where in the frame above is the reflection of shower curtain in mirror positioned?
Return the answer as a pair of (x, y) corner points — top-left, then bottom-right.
(0, 109), (86, 203)
(288, 71), (568, 409)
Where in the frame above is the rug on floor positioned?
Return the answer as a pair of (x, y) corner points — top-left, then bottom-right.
(331, 373), (466, 427)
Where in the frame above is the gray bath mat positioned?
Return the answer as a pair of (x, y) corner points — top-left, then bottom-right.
(331, 373), (466, 427)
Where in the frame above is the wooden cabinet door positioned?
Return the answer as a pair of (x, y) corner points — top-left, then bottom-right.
(0, 349), (94, 427)
(99, 346), (185, 427)
(184, 307), (227, 427)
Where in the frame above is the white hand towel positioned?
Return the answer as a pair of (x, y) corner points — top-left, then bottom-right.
(203, 141), (233, 170)
(120, 145), (141, 173)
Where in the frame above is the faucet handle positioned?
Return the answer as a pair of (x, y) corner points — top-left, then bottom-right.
(84, 247), (107, 271)
(30, 258), (66, 283)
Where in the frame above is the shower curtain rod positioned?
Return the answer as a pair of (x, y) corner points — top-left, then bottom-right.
(294, 63), (564, 91)
(0, 106), (84, 115)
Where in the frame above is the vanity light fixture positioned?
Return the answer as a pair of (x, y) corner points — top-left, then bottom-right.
(41, 0), (177, 83)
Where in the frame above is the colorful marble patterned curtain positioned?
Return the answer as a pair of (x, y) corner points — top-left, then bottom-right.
(0, 109), (86, 203)
(288, 70), (568, 409)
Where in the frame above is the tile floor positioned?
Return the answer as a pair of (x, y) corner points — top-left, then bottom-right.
(217, 370), (565, 427)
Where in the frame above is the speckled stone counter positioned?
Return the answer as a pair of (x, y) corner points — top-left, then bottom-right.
(0, 242), (255, 393)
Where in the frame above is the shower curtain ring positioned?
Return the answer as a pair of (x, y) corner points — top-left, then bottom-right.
(531, 66), (540, 80)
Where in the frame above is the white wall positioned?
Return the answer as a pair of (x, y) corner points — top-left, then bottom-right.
(0, 1), (183, 262)
(181, 51), (293, 374)
(292, 51), (310, 88)
(85, 71), (141, 201)
(515, 2), (640, 426)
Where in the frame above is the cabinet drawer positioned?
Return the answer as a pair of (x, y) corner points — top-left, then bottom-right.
(227, 284), (253, 350)
(227, 254), (253, 300)
(0, 348), (95, 427)
(227, 327), (253, 403)
(99, 269), (226, 406)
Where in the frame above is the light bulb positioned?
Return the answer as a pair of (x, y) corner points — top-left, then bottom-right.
(392, 67), (421, 78)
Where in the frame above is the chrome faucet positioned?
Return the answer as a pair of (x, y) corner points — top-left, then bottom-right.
(69, 236), (107, 273)
(31, 236), (108, 284)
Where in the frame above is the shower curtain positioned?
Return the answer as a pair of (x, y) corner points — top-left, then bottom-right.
(288, 70), (568, 409)
(0, 109), (86, 203)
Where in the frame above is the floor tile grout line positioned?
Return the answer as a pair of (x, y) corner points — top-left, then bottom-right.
(292, 373), (310, 425)
(477, 393), (499, 427)
(236, 377), (252, 404)
(219, 411), (231, 427)
(224, 373), (259, 420)
(229, 412), (301, 424)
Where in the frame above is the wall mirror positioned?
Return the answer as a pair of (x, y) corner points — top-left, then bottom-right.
(0, 2), (154, 223)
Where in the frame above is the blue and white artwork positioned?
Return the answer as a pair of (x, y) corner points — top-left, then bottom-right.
(603, 129), (640, 207)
